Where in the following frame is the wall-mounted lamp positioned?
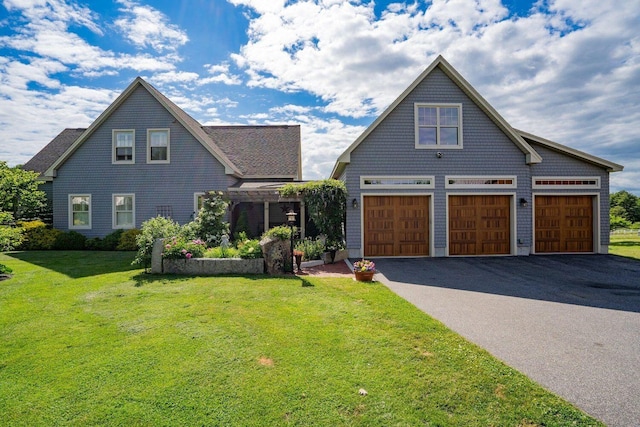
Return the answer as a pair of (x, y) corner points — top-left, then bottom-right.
(352, 198), (359, 209)
(519, 198), (529, 208)
(436, 152), (443, 158)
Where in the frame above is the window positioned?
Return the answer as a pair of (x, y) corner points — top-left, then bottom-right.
(445, 176), (517, 189)
(415, 103), (462, 148)
(69, 195), (91, 229)
(147, 129), (170, 163)
(360, 176), (435, 189)
(194, 192), (206, 215)
(112, 130), (134, 163)
(532, 176), (600, 189)
(113, 194), (135, 229)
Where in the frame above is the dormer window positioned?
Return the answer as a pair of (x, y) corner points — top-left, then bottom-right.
(415, 103), (462, 148)
(112, 130), (134, 163)
(147, 129), (170, 163)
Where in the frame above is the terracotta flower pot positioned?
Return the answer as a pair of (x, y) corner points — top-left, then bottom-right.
(354, 270), (375, 282)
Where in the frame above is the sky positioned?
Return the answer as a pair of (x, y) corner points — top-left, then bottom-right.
(0, 0), (638, 193)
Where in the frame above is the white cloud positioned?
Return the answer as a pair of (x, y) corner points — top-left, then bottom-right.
(201, 63), (242, 85)
(114, 0), (189, 52)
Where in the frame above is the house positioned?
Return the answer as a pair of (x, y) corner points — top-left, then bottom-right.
(331, 55), (623, 257)
(24, 77), (304, 239)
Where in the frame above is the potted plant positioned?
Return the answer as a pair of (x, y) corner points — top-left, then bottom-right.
(293, 249), (304, 273)
(353, 259), (376, 282)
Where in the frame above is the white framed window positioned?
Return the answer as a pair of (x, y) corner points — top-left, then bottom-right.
(415, 103), (462, 148)
(194, 192), (206, 215)
(360, 176), (435, 189)
(112, 130), (135, 164)
(113, 194), (135, 229)
(445, 176), (517, 189)
(532, 176), (600, 189)
(147, 129), (170, 163)
(69, 194), (91, 229)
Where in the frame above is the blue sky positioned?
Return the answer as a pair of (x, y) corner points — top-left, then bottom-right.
(0, 0), (638, 193)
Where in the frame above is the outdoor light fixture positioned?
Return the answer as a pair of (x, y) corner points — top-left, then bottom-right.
(286, 209), (297, 273)
(352, 198), (359, 209)
(436, 152), (443, 158)
(520, 198), (529, 207)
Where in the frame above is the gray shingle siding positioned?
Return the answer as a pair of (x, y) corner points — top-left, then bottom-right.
(53, 86), (233, 238)
(344, 68), (532, 255)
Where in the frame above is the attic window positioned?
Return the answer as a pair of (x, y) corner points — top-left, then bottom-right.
(446, 176), (516, 189)
(147, 129), (170, 163)
(113, 130), (134, 164)
(415, 103), (462, 149)
(532, 177), (600, 189)
(360, 176), (435, 189)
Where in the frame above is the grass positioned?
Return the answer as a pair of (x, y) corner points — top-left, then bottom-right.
(609, 233), (640, 260)
(0, 251), (602, 426)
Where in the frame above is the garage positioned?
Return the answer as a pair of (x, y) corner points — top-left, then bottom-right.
(363, 195), (430, 257)
(448, 195), (512, 255)
(535, 195), (594, 253)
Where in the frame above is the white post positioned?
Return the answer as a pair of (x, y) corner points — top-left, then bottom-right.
(264, 202), (269, 233)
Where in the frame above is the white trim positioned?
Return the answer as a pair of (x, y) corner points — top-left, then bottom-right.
(414, 103), (463, 149)
(532, 176), (601, 190)
(445, 175), (517, 189)
(360, 176), (435, 189)
(146, 128), (170, 164)
(360, 193), (434, 258)
(69, 194), (91, 230)
(531, 192), (600, 254)
(112, 129), (135, 164)
(445, 192), (517, 257)
(112, 193), (135, 229)
(194, 192), (205, 215)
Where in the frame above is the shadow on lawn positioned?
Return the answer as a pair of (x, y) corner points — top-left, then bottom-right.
(374, 254), (640, 314)
(610, 240), (640, 247)
(6, 251), (139, 279)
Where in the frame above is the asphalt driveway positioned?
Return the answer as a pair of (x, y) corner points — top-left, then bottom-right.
(373, 255), (640, 427)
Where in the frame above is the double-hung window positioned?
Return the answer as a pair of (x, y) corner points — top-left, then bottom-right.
(147, 129), (170, 163)
(69, 195), (91, 229)
(415, 103), (462, 148)
(113, 130), (134, 163)
(113, 194), (135, 229)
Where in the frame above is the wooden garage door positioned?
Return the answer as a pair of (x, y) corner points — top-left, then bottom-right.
(363, 196), (429, 257)
(449, 195), (511, 255)
(535, 195), (593, 253)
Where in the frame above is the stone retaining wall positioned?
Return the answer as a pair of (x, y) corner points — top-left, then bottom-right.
(162, 257), (264, 275)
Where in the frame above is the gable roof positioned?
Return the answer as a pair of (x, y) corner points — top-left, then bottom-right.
(331, 55), (542, 178)
(517, 129), (623, 172)
(202, 125), (301, 179)
(44, 77), (243, 178)
(23, 128), (85, 180)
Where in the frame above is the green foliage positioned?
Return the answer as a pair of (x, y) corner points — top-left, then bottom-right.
(0, 161), (47, 220)
(203, 246), (239, 259)
(19, 225), (61, 250)
(610, 190), (640, 223)
(133, 216), (182, 268)
(53, 231), (86, 250)
(100, 229), (125, 251)
(233, 208), (251, 238)
(117, 229), (141, 251)
(191, 191), (230, 246)
(0, 263), (12, 274)
(610, 215), (632, 230)
(0, 226), (24, 251)
(280, 179), (346, 249)
(262, 225), (293, 240)
(237, 238), (262, 259)
(294, 237), (325, 260)
(0, 211), (14, 225)
(163, 237), (206, 259)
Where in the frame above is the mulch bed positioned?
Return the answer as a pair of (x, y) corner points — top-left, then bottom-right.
(296, 260), (353, 277)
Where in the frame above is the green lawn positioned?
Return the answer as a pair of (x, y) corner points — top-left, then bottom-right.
(609, 233), (640, 260)
(0, 251), (601, 426)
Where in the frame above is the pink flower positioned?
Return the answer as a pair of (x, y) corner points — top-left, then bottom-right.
(186, 253), (193, 259)
(181, 249), (187, 254)
(165, 244), (171, 249)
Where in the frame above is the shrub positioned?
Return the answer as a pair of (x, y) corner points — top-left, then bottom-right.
(117, 229), (141, 251)
(133, 216), (182, 269)
(20, 226), (62, 250)
(53, 231), (86, 250)
(0, 226), (23, 251)
(0, 263), (12, 274)
(203, 246), (239, 258)
(237, 239), (262, 259)
(263, 225), (294, 241)
(163, 238), (206, 259)
(191, 191), (230, 246)
(295, 237), (325, 261)
(85, 237), (102, 251)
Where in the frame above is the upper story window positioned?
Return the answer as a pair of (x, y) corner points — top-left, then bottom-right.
(113, 130), (134, 164)
(415, 103), (462, 149)
(147, 129), (170, 163)
(69, 194), (91, 229)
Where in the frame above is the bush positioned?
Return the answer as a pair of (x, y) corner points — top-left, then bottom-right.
(295, 237), (325, 261)
(0, 263), (12, 274)
(191, 191), (230, 246)
(263, 225), (294, 241)
(19, 225), (61, 250)
(85, 237), (102, 251)
(237, 239), (262, 259)
(163, 238), (206, 259)
(0, 226), (23, 251)
(203, 246), (239, 259)
(99, 229), (124, 251)
(53, 231), (86, 250)
(117, 229), (141, 251)
(133, 216), (182, 268)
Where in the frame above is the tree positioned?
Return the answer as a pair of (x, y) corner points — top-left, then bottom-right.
(0, 162), (47, 220)
(192, 191), (230, 246)
(610, 190), (640, 223)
